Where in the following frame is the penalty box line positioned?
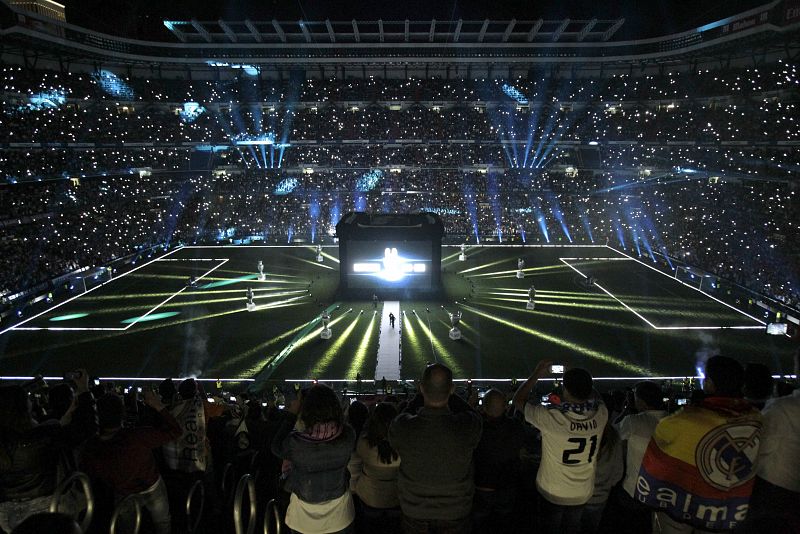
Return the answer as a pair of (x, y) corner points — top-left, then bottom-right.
(605, 246), (766, 327)
(2, 246), (185, 335)
(121, 258), (229, 331)
(558, 258), (763, 331)
(154, 258), (230, 262)
(7, 254), (229, 333)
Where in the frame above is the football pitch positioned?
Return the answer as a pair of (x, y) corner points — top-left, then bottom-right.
(0, 245), (794, 387)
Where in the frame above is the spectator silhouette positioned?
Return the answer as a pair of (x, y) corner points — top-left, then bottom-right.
(389, 363), (482, 534)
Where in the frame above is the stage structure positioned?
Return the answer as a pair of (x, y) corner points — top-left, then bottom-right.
(336, 212), (444, 298)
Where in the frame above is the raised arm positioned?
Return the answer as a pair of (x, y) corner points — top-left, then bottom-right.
(512, 360), (552, 413)
(136, 390), (182, 448)
(60, 369), (98, 446)
(271, 395), (302, 460)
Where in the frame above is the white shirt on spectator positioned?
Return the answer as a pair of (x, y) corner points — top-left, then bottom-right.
(524, 401), (608, 506)
(615, 409), (668, 498)
(285, 491), (354, 534)
(757, 388), (800, 492)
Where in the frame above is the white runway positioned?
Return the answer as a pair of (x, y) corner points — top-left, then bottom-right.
(374, 300), (401, 381)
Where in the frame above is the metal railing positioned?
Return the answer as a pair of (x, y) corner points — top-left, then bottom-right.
(49, 471), (94, 533)
(110, 494), (142, 534)
(221, 462), (236, 501)
(233, 474), (257, 534)
(264, 499), (283, 534)
(185, 479), (206, 534)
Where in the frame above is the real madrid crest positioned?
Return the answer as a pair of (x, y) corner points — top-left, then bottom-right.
(695, 422), (761, 491)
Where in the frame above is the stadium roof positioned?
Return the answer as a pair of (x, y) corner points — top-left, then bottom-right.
(58, 0), (773, 43)
(161, 19), (626, 45)
(0, 0), (797, 73)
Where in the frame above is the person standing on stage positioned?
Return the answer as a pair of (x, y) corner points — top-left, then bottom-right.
(389, 313), (396, 329)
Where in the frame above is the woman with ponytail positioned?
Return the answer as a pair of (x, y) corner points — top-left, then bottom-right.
(353, 402), (401, 533)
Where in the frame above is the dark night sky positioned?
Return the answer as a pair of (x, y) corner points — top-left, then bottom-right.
(60, 0), (770, 42)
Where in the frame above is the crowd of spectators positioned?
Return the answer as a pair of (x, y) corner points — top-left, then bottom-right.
(2, 63), (797, 103)
(1, 102), (798, 161)
(2, 169), (796, 308)
(1, 61), (798, 308)
(0, 346), (797, 533)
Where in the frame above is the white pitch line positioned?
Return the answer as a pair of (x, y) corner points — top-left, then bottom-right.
(606, 245), (766, 326)
(442, 244), (604, 248)
(155, 258), (229, 262)
(559, 258), (762, 331)
(1, 246), (185, 336)
(559, 257), (633, 261)
(560, 258), (660, 329)
(11, 327), (127, 332)
(655, 325), (764, 331)
(7, 253), (224, 334)
(122, 259), (229, 330)
(3, 375), (796, 383)
(16, 259), (231, 333)
(0, 376), (255, 382)
(182, 245), (336, 249)
(560, 258), (589, 279)
(6, 255), (298, 333)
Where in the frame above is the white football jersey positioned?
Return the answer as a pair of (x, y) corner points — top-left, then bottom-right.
(524, 400), (609, 505)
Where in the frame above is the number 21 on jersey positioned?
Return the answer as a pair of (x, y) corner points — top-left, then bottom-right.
(562, 435), (598, 464)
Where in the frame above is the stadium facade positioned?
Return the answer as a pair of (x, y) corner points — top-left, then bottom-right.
(0, 0), (798, 77)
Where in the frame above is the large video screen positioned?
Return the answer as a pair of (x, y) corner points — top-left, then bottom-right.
(346, 240), (434, 290)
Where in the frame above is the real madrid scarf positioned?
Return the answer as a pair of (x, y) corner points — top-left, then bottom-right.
(634, 397), (762, 531)
(162, 395), (208, 473)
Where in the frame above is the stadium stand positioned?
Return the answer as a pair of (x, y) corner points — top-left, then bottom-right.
(1, 0), (799, 531)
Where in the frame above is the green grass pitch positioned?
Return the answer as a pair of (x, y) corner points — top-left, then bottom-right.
(0, 245), (794, 386)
